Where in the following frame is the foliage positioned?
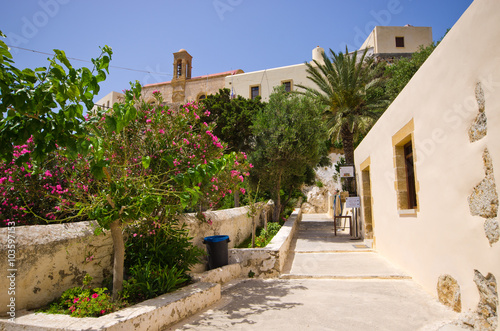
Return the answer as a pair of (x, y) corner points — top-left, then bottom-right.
(250, 86), (327, 221)
(384, 42), (437, 101)
(122, 263), (188, 303)
(255, 222), (282, 247)
(0, 139), (91, 226)
(122, 218), (204, 302)
(124, 219), (204, 272)
(0, 36), (251, 299)
(200, 88), (265, 154)
(0, 30), (112, 164)
(297, 48), (389, 168)
(42, 274), (126, 318)
(238, 222), (282, 248)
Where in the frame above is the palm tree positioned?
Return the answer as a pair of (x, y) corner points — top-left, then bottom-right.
(297, 48), (387, 171)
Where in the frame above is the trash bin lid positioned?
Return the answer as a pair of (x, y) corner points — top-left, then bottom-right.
(203, 235), (229, 243)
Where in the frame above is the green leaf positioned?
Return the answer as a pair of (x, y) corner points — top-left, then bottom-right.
(142, 156), (151, 169)
(54, 49), (71, 68)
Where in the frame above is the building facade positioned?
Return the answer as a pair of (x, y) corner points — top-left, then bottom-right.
(359, 25), (433, 60)
(226, 25), (432, 101)
(142, 49), (243, 107)
(92, 91), (125, 113)
(354, 0), (498, 325)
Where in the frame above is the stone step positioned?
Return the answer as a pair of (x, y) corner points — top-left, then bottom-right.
(286, 252), (410, 279)
(280, 274), (412, 280)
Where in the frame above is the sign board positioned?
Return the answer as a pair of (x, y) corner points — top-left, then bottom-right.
(346, 197), (361, 208)
(339, 165), (355, 178)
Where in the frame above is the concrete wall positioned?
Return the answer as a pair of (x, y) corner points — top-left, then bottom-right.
(354, 0), (499, 317)
(0, 205), (269, 315)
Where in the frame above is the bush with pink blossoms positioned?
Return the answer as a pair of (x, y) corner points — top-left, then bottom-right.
(0, 138), (91, 227)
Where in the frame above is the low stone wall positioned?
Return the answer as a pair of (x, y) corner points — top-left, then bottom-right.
(0, 221), (113, 316)
(181, 202), (273, 272)
(0, 282), (220, 330)
(0, 204), (272, 316)
(229, 208), (302, 278)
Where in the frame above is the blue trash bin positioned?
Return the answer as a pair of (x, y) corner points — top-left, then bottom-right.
(203, 235), (230, 270)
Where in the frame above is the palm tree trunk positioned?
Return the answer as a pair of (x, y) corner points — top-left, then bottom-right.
(341, 124), (355, 165)
(341, 124), (356, 196)
(110, 220), (125, 301)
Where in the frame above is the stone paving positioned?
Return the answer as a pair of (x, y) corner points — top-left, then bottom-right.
(168, 214), (467, 330)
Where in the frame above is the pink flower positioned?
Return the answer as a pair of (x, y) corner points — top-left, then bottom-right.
(240, 188), (246, 194)
(146, 119), (152, 123)
(73, 298), (79, 303)
(91, 293), (99, 299)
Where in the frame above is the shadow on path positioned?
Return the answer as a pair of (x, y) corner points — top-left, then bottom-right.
(171, 279), (307, 330)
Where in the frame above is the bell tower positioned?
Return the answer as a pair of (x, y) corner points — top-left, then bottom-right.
(171, 49), (193, 103)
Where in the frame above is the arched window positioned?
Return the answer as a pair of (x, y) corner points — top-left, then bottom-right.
(198, 94), (206, 101)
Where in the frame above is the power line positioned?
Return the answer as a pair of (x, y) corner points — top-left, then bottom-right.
(6, 45), (173, 77)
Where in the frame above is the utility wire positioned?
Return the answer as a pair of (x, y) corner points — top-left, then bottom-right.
(6, 45), (173, 77)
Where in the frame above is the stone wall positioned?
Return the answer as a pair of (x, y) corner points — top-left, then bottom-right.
(229, 209), (302, 278)
(180, 203), (273, 272)
(0, 221), (113, 316)
(0, 204), (272, 316)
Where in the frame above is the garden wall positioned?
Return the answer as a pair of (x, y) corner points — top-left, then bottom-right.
(0, 204), (272, 316)
(180, 202), (273, 272)
(0, 221), (114, 316)
(229, 208), (302, 278)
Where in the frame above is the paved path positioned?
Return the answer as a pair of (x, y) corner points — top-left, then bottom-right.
(169, 214), (465, 331)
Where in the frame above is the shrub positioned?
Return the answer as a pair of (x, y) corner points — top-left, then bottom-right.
(253, 222), (282, 248)
(122, 217), (204, 302)
(42, 274), (126, 318)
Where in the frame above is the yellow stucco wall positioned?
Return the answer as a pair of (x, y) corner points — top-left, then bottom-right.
(354, 0), (498, 313)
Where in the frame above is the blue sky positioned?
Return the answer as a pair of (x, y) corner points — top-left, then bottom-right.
(1, 0), (474, 103)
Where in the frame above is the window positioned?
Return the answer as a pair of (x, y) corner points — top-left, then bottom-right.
(395, 36), (405, 48)
(176, 60), (182, 78)
(250, 85), (260, 99)
(360, 157), (374, 239)
(197, 94), (206, 101)
(392, 119), (419, 214)
(282, 80), (292, 92)
(404, 142), (417, 209)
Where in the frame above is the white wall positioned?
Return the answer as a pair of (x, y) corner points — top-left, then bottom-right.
(225, 63), (311, 101)
(354, 0), (498, 313)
